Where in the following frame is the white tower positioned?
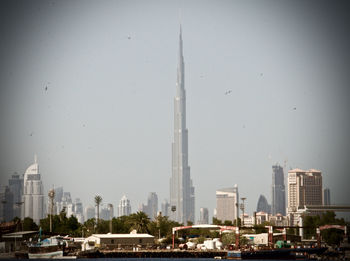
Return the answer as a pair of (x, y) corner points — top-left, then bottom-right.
(118, 195), (131, 217)
(170, 26), (195, 224)
(23, 155), (44, 224)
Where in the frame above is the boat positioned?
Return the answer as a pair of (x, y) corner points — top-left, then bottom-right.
(28, 236), (66, 259)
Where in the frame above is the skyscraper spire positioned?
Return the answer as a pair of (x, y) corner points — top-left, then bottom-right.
(170, 26), (195, 224)
(177, 24), (184, 92)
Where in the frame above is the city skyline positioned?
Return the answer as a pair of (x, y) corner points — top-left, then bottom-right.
(1, 1), (350, 221)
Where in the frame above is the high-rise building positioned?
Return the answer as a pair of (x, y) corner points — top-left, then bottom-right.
(216, 185), (239, 224)
(54, 187), (63, 203)
(85, 205), (95, 221)
(118, 195), (131, 217)
(8, 173), (23, 219)
(100, 206), (110, 220)
(74, 198), (84, 223)
(23, 155), (45, 224)
(141, 192), (158, 220)
(287, 168), (323, 225)
(271, 164), (286, 215)
(0, 185), (14, 222)
(170, 26), (195, 224)
(56, 191), (72, 215)
(256, 194), (271, 214)
(323, 188), (330, 205)
(161, 199), (170, 217)
(198, 207), (209, 224)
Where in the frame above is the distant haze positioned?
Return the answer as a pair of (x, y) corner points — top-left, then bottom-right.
(1, 0), (350, 220)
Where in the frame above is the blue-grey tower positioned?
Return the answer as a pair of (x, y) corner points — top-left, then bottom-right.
(272, 164), (286, 215)
(170, 26), (195, 224)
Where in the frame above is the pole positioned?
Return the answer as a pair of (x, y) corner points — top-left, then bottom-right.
(108, 204), (113, 233)
(240, 197), (246, 227)
(48, 189), (55, 233)
(172, 233), (175, 249)
(235, 226), (240, 250)
(316, 228), (321, 247)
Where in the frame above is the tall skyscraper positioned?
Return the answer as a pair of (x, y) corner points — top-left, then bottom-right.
(323, 188), (330, 205)
(271, 164), (286, 215)
(199, 207), (209, 224)
(170, 26), (195, 224)
(145, 192), (158, 220)
(0, 185), (14, 222)
(256, 194), (271, 214)
(216, 185), (239, 224)
(161, 199), (170, 217)
(23, 155), (44, 224)
(287, 168), (323, 225)
(84, 205), (95, 220)
(118, 195), (131, 217)
(8, 173), (23, 219)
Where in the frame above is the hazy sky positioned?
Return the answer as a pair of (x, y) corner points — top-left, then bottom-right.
(1, 0), (350, 221)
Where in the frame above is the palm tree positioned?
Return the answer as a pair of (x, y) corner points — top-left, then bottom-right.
(94, 195), (102, 225)
(129, 211), (150, 233)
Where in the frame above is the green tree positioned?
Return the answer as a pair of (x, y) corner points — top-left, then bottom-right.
(253, 224), (268, 234)
(303, 211), (347, 245)
(234, 218), (241, 227)
(221, 233), (235, 246)
(94, 195), (102, 226)
(224, 220), (233, 226)
(40, 213), (82, 236)
(212, 217), (222, 225)
(84, 218), (96, 236)
(95, 219), (110, 234)
(23, 217), (39, 231)
(128, 211), (150, 233)
(112, 216), (132, 234)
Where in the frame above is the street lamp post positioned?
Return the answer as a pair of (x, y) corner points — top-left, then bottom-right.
(240, 197), (246, 227)
(48, 189), (55, 233)
(108, 204), (113, 233)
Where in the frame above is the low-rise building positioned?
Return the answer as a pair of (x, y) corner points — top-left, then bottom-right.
(81, 233), (154, 251)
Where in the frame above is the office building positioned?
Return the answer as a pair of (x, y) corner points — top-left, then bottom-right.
(323, 188), (331, 205)
(8, 173), (23, 219)
(118, 195), (131, 217)
(85, 205), (95, 221)
(287, 168), (323, 225)
(216, 185), (239, 224)
(161, 199), (170, 217)
(0, 185), (14, 222)
(256, 194), (271, 214)
(140, 192), (158, 220)
(170, 26), (195, 224)
(23, 155), (44, 224)
(198, 207), (209, 224)
(272, 164), (286, 215)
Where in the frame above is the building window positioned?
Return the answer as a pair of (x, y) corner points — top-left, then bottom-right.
(111, 239), (114, 244)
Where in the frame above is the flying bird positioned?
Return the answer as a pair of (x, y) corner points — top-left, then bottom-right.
(293, 107), (296, 110)
(225, 90), (232, 95)
(45, 86), (48, 91)
(127, 35), (131, 40)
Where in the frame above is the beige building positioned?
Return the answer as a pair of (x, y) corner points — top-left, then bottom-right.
(81, 233), (155, 251)
(216, 185), (239, 224)
(287, 168), (323, 225)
